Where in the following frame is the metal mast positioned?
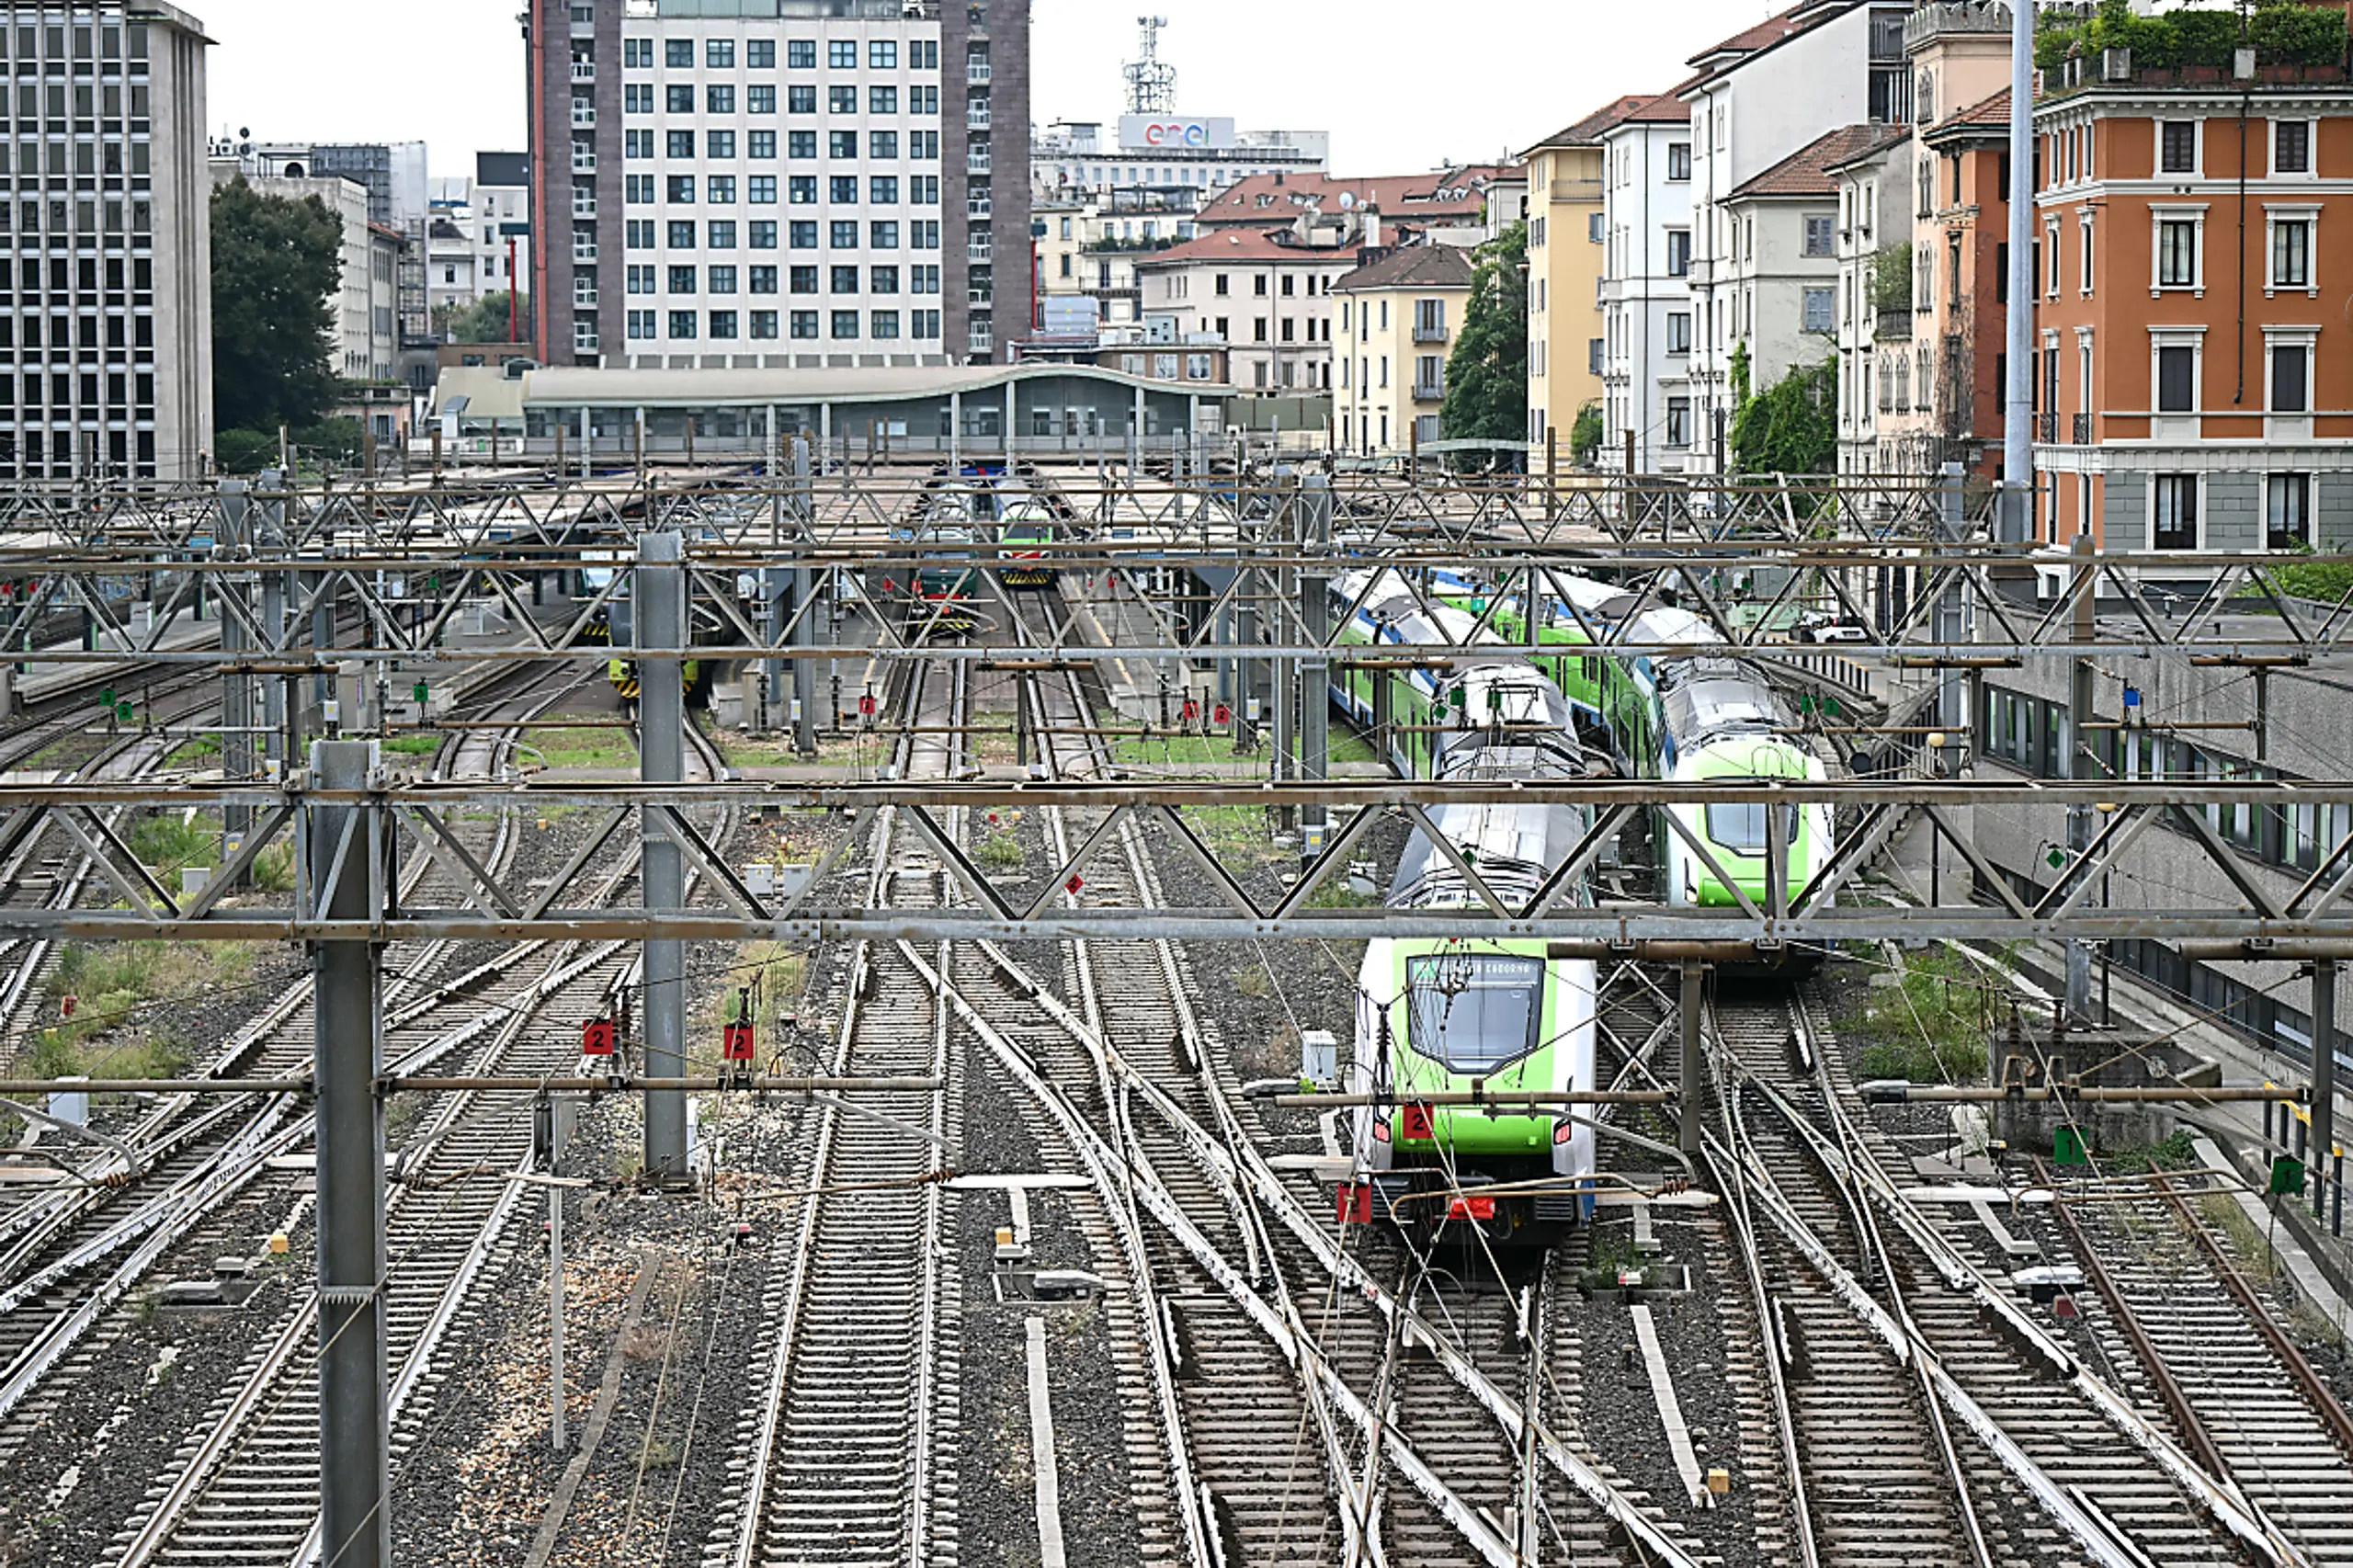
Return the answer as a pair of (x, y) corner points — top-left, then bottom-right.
(1123, 16), (1176, 116)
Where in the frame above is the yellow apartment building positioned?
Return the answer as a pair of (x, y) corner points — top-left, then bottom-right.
(1522, 97), (1644, 462)
(1334, 245), (1476, 457)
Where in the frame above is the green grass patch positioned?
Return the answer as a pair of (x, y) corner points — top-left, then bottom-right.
(165, 736), (222, 768)
(2100, 1129), (2199, 1174)
(381, 734), (445, 757)
(129, 812), (222, 876)
(1839, 947), (1995, 1085)
(526, 725), (639, 771)
(975, 832), (1024, 870)
(28, 938), (256, 1083)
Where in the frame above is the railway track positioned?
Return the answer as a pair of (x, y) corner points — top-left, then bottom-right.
(714, 655), (961, 1568)
(1711, 985), (2316, 1568)
(2045, 1156), (2353, 1565)
(981, 584), (1703, 1568)
(70, 684), (727, 1568)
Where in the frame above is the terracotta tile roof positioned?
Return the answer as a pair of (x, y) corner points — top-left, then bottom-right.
(1730, 122), (1904, 199)
(1620, 90), (1696, 126)
(1332, 244), (1478, 293)
(1526, 95), (1658, 153)
(1923, 87), (2014, 148)
(1198, 165), (1515, 227)
(1131, 228), (1361, 269)
(1684, 0), (1862, 85)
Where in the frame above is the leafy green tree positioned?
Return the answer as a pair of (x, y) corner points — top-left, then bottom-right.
(1569, 402), (1603, 468)
(1440, 223), (1529, 453)
(210, 177), (343, 434)
(1730, 358), (1838, 476)
(448, 291), (529, 345)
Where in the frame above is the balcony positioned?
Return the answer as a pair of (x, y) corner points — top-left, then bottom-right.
(573, 198), (598, 219)
(574, 239), (598, 264)
(570, 60), (596, 83)
(1413, 324), (1448, 345)
(2037, 412), (2058, 442)
(1548, 176), (1604, 202)
(571, 103), (597, 129)
(1413, 381), (1444, 403)
(967, 62), (993, 85)
(967, 153), (992, 175)
(968, 108), (992, 130)
(2073, 413), (2093, 444)
(968, 239), (992, 265)
(574, 329), (600, 352)
(969, 287), (994, 307)
(968, 198), (992, 220)
(574, 288), (600, 307)
(571, 153), (597, 174)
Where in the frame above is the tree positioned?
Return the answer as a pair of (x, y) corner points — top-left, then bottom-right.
(1569, 402), (1604, 468)
(1440, 222), (1529, 455)
(448, 292), (530, 346)
(1730, 357), (1838, 476)
(210, 177), (343, 434)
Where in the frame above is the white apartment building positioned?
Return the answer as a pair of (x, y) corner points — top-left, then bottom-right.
(1597, 95), (1696, 473)
(210, 161), (407, 382)
(535, 0), (1030, 369)
(1680, 0), (1916, 463)
(1135, 222), (1355, 394)
(3, 1), (211, 482)
(1827, 130), (1910, 473)
(470, 152), (530, 298)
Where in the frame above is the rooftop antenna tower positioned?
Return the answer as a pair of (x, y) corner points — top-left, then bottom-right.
(1123, 16), (1177, 116)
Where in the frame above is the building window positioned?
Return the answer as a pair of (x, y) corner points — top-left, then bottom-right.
(1666, 397), (1692, 449)
(2268, 474), (2313, 549)
(667, 310), (698, 340)
(707, 39), (734, 68)
(1666, 142), (1691, 182)
(2161, 120), (2199, 176)
(1666, 312), (1691, 354)
(2157, 219), (2199, 288)
(1803, 215), (1835, 257)
(1588, 211), (1605, 244)
(748, 40), (775, 70)
(790, 310), (819, 338)
(750, 85), (777, 115)
(1587, 337), (1604, 375)
(710, 310), (739, 339)
(1665, 230), (1691, 278)
(2273, 217), (2313, 289)
(2272, 340), (2312, 414)
(2154, 474), (2199, 551)
(2156, 344), (2197, 413)
(831, 310), (859, 340)
(2276, 119), (2312, 176)
(1802, 287), (1835, 334)
(829, 40), (857, 69)
(665, 39), (692, 68)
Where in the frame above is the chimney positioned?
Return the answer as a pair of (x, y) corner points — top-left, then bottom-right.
(1365, 206), (1382, 250)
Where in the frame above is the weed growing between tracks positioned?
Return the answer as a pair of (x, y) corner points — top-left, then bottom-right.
(25, 938), (258, 1085)
(526, 724), (640, 771)
(1836, 946), (1996, 1084)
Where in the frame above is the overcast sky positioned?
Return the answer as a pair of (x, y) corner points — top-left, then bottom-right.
(197, 0), (1779, 178)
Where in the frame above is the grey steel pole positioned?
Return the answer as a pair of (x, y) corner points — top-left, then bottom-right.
(1272, 485), (1297, 821)
(2003, 0), (2037, 545)
(260, 479), (290, 779)
(219, 483), (254, 869)
(2066, 530), (2095, 1024)
(1302, 475), (1333, 843)
(792, 437), (819, 759)
(310, 739), (389, 1568)
(2316, 961), (2337, 1222)
(639, 531), (689, 1183)
(1679, 962), (1704, 1156)
(1937, 462), (1968, 734)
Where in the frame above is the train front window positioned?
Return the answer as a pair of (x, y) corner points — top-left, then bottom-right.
(1405, 954), (1544, 1074)
(1703, 802), (1802, 857)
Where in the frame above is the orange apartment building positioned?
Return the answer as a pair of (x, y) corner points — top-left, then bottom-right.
(2032, 55), (2353, 555)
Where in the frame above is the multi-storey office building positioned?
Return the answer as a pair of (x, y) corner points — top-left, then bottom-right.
(529, 0), (1030, 369)
(1033, 119), (1327, 212)
(1, 1), (210, 483)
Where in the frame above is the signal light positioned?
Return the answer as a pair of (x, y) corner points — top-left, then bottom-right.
(1553, 1118), (1574, 1145)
